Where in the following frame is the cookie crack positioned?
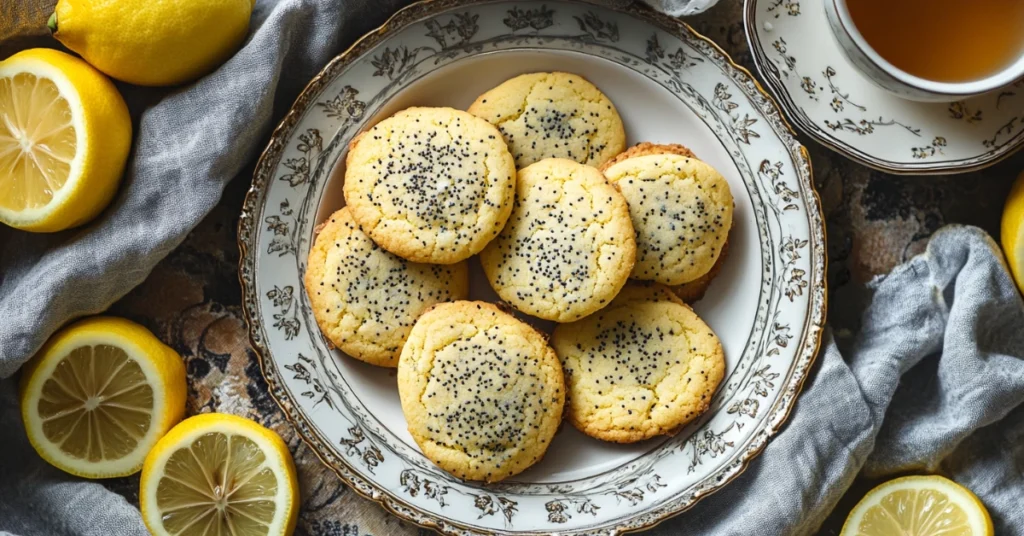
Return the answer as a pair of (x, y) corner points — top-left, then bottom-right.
(467, 152), (494, 239)
(492, 78), (546, 128)
(415, 327), (480, 408)
(580, 119), (603, 165)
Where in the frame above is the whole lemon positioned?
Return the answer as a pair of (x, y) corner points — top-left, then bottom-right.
(1001, 171), (1024, 294)
(49, 0), (254, 87)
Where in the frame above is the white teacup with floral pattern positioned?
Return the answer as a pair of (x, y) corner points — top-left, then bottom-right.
(823, 0), (1024, 102)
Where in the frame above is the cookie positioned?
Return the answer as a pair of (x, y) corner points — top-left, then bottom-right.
(480, 158), (636, 322)
(397, 301), (564, 482)
(304, 207), (469, 367)
(603, 143), (732, 300)
(601, 148), (733, 287)
(551, 283), (725, 443)
(467, 72), (626, 168)
(343, 107), (516, 264)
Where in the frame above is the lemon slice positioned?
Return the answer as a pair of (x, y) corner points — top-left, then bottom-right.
(842, 475), (994, 536)
(140, 413), (299, 536)
(1001, 171), (1024, 294)
(19, 316), (186, 478)
(0, 48), (131, 232)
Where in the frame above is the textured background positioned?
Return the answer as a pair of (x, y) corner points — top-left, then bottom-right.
(18, 0), (1024, 534)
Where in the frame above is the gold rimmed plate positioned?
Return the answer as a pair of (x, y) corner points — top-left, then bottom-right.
(239, 1), (825, 533)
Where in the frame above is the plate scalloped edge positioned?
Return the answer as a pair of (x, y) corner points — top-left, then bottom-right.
(238, 1), (828, 534)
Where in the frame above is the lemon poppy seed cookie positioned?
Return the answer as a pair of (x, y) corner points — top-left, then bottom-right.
(304, 207), (469, 367)
(468, 72), (626, 168)
(552, 284), (725, 443)
(602, 143), (732, 300)
(602, 151), (733, 287)
(397, 301), (564, 482)
(480, 158), (636, 322)
(344, 107), (516, 264)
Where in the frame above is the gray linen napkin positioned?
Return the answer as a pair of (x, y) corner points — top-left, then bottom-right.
(0, 0), (406, 533)
(642, 224), (1024, 535)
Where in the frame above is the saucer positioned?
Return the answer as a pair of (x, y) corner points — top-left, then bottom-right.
(744, 0), (1024, 174)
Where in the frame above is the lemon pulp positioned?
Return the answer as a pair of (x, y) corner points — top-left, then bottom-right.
(0, 72), (77, 212)
(843, 476), (993, 536)
(156, 431), (282, 534)
(21, 316), (186, 478)
(0, 48), (131, 232)
(855, 488), (972, 535)
(142, 413), (298, 536)
(39, 344), (153, 462)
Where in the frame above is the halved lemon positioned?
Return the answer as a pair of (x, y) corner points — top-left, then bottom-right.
(1001, 171), (1024, 294)
(0, 48), (131, 232)
(19, 316), (186, 478)
(140, 413), (299, 536)
(842, 475), (994, 536)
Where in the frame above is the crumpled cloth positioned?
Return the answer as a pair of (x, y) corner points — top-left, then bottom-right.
(642, 225), (1024, 535)
(1, 0), (1021, 533)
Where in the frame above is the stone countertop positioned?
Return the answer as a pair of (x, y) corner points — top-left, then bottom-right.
(97, 1), (1024, 534)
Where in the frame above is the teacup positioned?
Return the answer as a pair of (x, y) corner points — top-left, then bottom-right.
(823, 0), (1024, 102)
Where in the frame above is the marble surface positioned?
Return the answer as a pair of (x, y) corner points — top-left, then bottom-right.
(97, 1), (1024, 534)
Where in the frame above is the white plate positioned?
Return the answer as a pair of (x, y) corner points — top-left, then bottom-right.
(744, 0), (1024, 174)
(239, 1), (826, 534)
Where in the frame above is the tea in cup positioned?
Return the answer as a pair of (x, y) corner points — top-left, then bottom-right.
(824, 0), (1024, 101)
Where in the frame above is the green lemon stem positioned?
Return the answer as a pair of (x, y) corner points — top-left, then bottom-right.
(47, 12), (57, 34)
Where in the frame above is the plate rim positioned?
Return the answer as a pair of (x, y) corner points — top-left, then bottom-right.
(238, 0), (829, 534)
(742, 0), (1024, 176)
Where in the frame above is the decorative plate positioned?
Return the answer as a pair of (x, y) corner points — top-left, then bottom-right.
(745, 0), (1024, 174)
(238, 0), (826, 534)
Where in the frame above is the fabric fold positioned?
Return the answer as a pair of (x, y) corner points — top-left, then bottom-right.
(644, 225), (1024, 535)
